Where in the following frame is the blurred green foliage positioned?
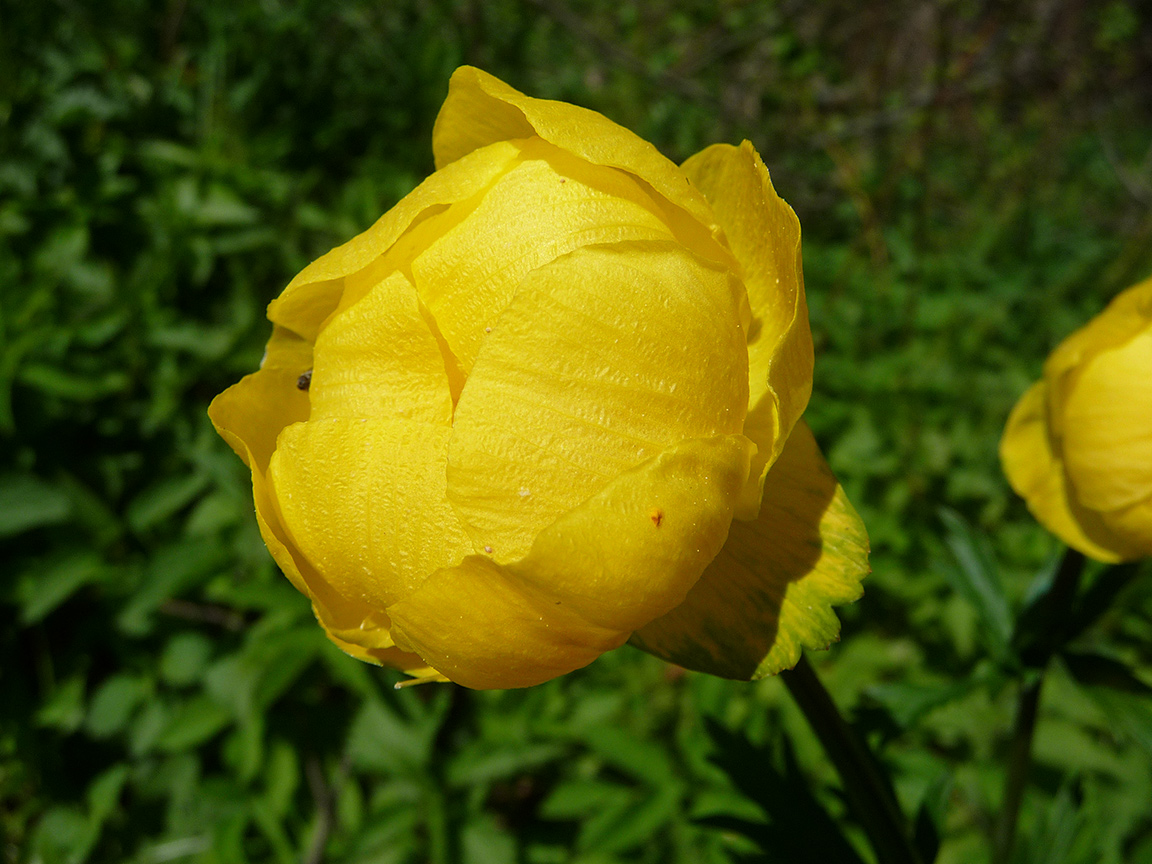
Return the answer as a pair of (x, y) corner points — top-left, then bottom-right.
(3, 1), (1152, 863)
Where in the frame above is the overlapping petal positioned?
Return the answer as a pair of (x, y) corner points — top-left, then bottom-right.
(390, 433), (754, 688)
(432, 66), (719, 236)
(445, 242), (749, 560)
(1000, 382), (1129, 562)
(630, 422), (867, 679)
(1060, 331), (1152, 511)
(208, 333), (423, 653)
(268, 140), (522, 342)
(681, 142), (813, 519)
(411, 138), (682, 372)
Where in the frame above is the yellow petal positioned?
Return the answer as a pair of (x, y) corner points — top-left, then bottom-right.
(387, 555), (629, 690)
(321, 629), (436, 676)
(1045, 276), (1152, 389)
(269, 417), (473, 609)
(253, 462), (398, 650)
(208, 326), (312, 472)
(307, 269), (454, 424)
(1060, 330), (1152, 511)
(432, 66), (718, 233)
(268, 140), (522, 341)
(411, 137), (685, 372)
(1100, 495), (1152, 558)
(681, 142), (813, 519)
(388, 433), (754, 688)
(1000, 381), (1128, 562)
(446, 242), (750, 560)
(630, 421), (867, 679)
(1044, 276), (1152, 435)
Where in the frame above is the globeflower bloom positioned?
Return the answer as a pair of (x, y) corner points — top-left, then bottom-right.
(1001, 276), (1152, 562)
(210, 67), (868, 688)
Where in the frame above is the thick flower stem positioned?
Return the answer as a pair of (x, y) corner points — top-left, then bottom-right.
(993, 547), (1086, 864)
(781, 654), (923, 864)
(991, 674), (1043, 864)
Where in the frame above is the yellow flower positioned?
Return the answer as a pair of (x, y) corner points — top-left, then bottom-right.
(209, 67), (868, 689)
(1001, 276), (1152, 562)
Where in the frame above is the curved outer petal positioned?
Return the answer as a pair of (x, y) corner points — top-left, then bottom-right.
(681, 142), (813, 519)
(1060, 331), (1152, 511)
(388, 434), (754, 689)
(209, 326), (312, 473)
(630, 421), (867, 679)
(1045, 277), (1152, 392)
(1044, 276), (1152, 439)
(270, 419), (473, 609)
(432, 66), (720, 236)
(410, 138), (682, 373)
(268, 140), (522, 341)
(999, 381), (1131, 562)
(445, 242), (750, 561)
(268, 266), (473, 609)
(1102, 496), (1152, 557)
(307, 270), (454, 424)
(208, 329), (430, 661)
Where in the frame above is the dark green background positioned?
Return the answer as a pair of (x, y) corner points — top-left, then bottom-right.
(3, 2), (1152, 862)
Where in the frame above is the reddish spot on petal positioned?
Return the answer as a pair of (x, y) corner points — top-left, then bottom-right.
(650, 509), (664, 528)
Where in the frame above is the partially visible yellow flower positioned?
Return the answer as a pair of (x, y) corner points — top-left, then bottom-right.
(209, 67), (868, 689)
(1001, 276), (1152, 562)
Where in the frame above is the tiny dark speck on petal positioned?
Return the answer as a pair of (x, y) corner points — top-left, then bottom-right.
(650, 509), (664, 527)
(296, 370), (313, 391)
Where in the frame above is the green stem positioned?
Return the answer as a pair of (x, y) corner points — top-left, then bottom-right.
(994, 547), (1086, 863)
(782, 654), (923, 864)
(992, 674), (1043, 864)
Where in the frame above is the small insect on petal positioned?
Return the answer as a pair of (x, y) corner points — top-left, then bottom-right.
(296, 370), (313, 391)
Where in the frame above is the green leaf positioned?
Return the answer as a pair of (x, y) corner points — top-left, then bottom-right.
(580, 726), (675, 787)
(346, 697), (438, 774)
(461, 817), (517, 864)
(1064, 652), (1152, 759)
(939, 508), (1012, 658)
(0, 473), (72, 537)
(864, 679), (975, 730)
(1062, 651), (1152, 696)
(87, 763), (130, 825)
(16, 553), (105, 623)
(159, 632), (214, 685)
(702, 720), (866, 864)
(913, 772), (951, 864)
(126, 473), (210, 534)
(31, 806), (98, 864)
(446, 742), (563, 787)
(17, 364), (130, 400)
(1012, 550), (1084, 667)
(36, 676), (86, 733)
(578, 785), (680, 855)
(117, 539), (228, 635)
(155, 695), (233, 751)
(540, 780), (632, 820)
(86, 673), (152, 738)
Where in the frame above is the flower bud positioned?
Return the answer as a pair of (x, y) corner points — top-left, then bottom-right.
(1001, 276), (1152, 561)
(210, 68), (868, 688)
